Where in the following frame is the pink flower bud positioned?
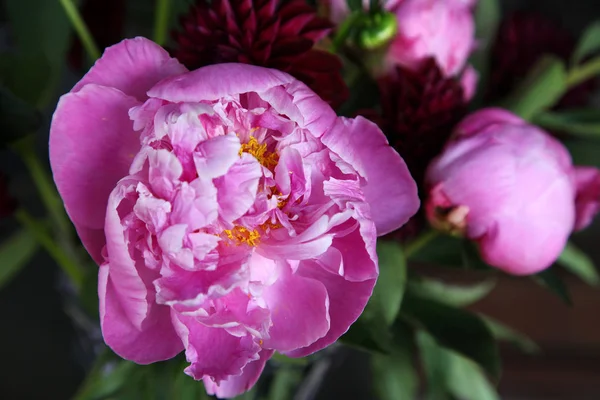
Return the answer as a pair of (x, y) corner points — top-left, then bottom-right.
(385, 0), (477, 77)
(425, 108), (600, 275)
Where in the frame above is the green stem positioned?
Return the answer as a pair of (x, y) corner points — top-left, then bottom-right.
(567, 55), (600, 88)
(15, 209), (83, 291)
(59, 0), (101, 61)
(330, 12), (361, 53)
(12, 138), (72, 238)
(153, 0), (172, 46)
(404, 230), (440, 259)
(267, 367), (302, 400)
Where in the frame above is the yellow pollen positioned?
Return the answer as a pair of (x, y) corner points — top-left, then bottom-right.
(223, 226), (261, 246)
(259, 339), (264, 346)
(239, 136), (279, 170)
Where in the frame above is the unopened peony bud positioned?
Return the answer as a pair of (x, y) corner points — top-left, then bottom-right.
(425, 108), (600, 275)
(357, 11), (398, 49)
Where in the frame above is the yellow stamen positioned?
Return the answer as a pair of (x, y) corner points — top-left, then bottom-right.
(239, 136), (279, 170)
(223, 226), (261, 246)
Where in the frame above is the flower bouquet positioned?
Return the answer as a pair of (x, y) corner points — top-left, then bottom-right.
(2, 0), (600, 398)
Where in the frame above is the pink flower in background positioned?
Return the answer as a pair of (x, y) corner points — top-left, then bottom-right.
(386, 0), (477, 79)
(50, 38), (419, 398)
(425, 108), (600, 276)
(325, 0), (477, 95)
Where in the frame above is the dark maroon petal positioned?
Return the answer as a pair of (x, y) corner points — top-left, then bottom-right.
(171, 0), (348, 107)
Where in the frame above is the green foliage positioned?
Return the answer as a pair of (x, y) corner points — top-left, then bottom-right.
(4, 0), (73, 106)
(0, 228), (38, 290)
(534, 267), (572, 306)
(346, 0), (363, 12)
(572, 21), (600, 65)
(407, 276), (496, 308)
(417, 331), (499, 400)
(341, 241), (407, 353)
(503, 56), (567, 121)
(371, 320), (418, 400)
(557, 242), (599, 286)
(74, 351), (209, 400)
(534, 110), (600, 138)
(402, 292), (501, 379)
(0, 86), (42, 147)
(469, 0), (501, 107)
(482, 316), (540, 354)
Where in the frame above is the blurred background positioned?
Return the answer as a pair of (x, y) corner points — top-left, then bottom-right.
(1, 0), (600, 399)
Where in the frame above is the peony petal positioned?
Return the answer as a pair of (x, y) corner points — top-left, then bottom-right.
(284, 261), (376, 357)
(215, 154), (262, 222)
(173, 314), (261, 382)
(72, 37), (187, 101)
(50, 84), (141, 255)
(203, 349), (274, 399)
(99, 264), (183, 363)
(148, 63), (295, 103)
(103, 180), (152, 328)
(262, 266), (330, 351)
(573, 166), (600, 231)
(321, 116), (419, 235)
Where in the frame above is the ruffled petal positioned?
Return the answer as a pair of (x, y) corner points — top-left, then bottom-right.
(72, 37), (187, 101)
(262, 266), (329, 351)
(284, 261), (376, 357)
(148, 63), (295, 103)
(321, 116), (419, 235)
(173, 314), (261, 382)
(98, 264), (183, 363)
(50, 84), (141, 259)
(203, 349), (274, 399)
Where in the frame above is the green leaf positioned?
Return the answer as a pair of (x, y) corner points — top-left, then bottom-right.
(534, 267), (572, 306)
(446, 351), (500, 400)
(369, 241), (407, 325)
(267, 366), (303, 400)
(534, 110), (600, 138)
(481, 316), (540, 354)
(4, 0), (73, 106)
(417, 331), (500, 400)
(402, 293), (501, 379)
(371, 320), (418, 400)
(408, 233), (491, 271)
(271, 352), (309, 366)
(73, 354), (137, 400)
(572, 21), (600, 65)
(341, 315), (393, 354)
(469, 0), (501, 107)
(408, 234), (465, 267)
(503, 55), (567, 121)
(346, 0), (363, 12)
(565, 138), (600, 168)
(0, 86), (42, 147)
(0, 228), (38, 290)
(557, 242), (599, 286)
(417, 331), (452, 400)
(407, 277), (496, 308)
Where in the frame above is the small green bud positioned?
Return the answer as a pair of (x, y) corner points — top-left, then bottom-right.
(357, 11), (398, 50)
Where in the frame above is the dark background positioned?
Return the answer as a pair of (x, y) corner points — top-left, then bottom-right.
(1, 0), (600, 399)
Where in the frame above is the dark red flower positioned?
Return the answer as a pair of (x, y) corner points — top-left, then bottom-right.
(487, 11), (595, 108)
(172, 0), (349, 108)
(368, 58), (468, 189)
(363, 58), (468, 241)
(0, 172), (17, 218)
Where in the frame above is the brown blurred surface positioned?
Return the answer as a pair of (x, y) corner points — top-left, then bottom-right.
(470, 274), (600, 399)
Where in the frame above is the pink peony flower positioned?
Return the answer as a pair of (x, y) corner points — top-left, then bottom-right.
(386, 0), (477, 78)
(49, 38), (419, 398)
(425, 108), (600, 275)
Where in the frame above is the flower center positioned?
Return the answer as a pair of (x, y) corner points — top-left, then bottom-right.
(239, 136), (279, 170)
(223, 226), (261, 247)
